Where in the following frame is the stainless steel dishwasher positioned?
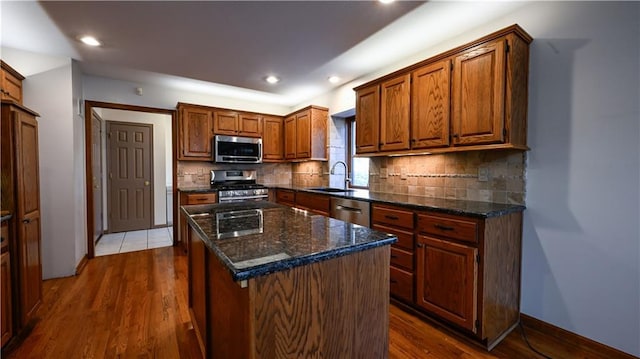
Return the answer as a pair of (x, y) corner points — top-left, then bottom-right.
(330, 197), (370, 227)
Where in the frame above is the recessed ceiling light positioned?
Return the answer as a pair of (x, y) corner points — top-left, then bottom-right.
(328, 76), (340, 84)
(265, 75), (280, 84)
(379, 0), (395, 4)
(80, 36), (101, 47)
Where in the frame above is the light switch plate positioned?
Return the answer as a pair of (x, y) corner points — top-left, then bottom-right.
(380, 168), (388, 179)
(478, 167), (489, 182)
(400, 168), (407, 180)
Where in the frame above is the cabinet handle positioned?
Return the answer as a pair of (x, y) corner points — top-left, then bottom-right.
(390, 279), (398, 284)
(22, 218), (31, 224)
(416, 243), (424, 248)
(390, 254), (398, 258)
(0, 237), (5, 243)
(384, 215), (399, 220)
(434, 224), (455, 231)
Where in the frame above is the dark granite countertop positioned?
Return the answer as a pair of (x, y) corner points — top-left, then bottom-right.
(182, 201), (396, 281)
(267, 184), (525, 218)
(178, 186), (218, 193)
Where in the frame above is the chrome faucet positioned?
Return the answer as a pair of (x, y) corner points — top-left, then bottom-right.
(330, 161), (351, 190)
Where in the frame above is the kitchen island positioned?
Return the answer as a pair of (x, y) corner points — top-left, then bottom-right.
(182, 201), (397, 359)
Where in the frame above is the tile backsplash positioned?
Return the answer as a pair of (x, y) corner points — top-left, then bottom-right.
(369, 150), (526, 205)
(177, 150), (526, 205)
(177, 162), (293, 188)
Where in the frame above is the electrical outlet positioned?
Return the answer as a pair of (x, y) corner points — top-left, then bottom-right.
(478, 167), (489, 182)
(380, 168), (388, 179)
(400, 168), (408, 180)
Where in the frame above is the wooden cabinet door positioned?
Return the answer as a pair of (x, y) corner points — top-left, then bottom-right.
(263, 116), (284, 161)
(238, 113), (262, 137)
(180, 107), (212, 160)
(295, 110), (311, 159)
(380, 74), (410, 152)
(411, 60), (451, 149)
(1, 66), (23, 104)
(452, 39), (506, 145)
(14, 110), (42, 326)
(284, 115), (296, 160)
(355, 85), (380, 154)
(213, 110), (239, 136)
(1, 251), (12, 346)
(416, 235), (477, 333)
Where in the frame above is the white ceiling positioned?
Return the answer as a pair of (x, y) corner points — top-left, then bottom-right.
(1, 1), (528, 107)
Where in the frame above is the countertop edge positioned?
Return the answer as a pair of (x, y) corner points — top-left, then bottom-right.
(266, 185), (526, 218)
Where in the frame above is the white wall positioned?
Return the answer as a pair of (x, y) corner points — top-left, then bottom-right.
(305, 2), (640, 356)
(72, 60), (87, 270)
(99, 109), (172, 228)
(22, 61), (79, 279)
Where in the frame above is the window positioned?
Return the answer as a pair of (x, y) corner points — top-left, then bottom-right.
(346, 116), (369, 188)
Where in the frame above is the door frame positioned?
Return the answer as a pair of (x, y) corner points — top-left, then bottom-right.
(84, 101), (177, 259)
(91, 110), (104, 243)
(105, 120), (155, 233)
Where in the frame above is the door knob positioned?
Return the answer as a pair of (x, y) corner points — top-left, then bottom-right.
(144, 181), (150, 186)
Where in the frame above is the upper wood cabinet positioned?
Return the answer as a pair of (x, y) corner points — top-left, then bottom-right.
(284, 106), (328, 161)
(353, 25), (532, 156)
(262, 115), (285, 161)
(1, 61), (24, 104)
(284, 115), (297, 160)
(178, 103), (213, 161)
(380, 74), (411, 152)
(451, 39), (506, 146)
(355, 84), (380, 154)
(411, 60), (451, 149)
(213, 110), (263, 137)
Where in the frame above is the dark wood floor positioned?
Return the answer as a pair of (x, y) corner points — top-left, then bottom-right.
(2, 246), (607, 358)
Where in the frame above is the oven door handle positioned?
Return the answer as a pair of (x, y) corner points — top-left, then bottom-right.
(218, 194), (269, 203)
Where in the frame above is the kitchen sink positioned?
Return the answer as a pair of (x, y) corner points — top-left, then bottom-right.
(308, 187), (355, 193)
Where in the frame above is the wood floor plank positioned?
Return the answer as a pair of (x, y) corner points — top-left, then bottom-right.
(3, 246), (624, 359)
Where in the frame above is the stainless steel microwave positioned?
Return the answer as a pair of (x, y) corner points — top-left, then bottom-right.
(214, 135), (262, 163)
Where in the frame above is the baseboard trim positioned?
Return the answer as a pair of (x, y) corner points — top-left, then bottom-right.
(75, 254), (88, 275)
(520, 314), (637, 359)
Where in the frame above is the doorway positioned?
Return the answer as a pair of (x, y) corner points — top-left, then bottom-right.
(84, 101), (177, 259)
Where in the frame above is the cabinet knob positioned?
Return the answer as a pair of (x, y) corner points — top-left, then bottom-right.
(22, 218), (31, 224)
(416, 243), (423, 248)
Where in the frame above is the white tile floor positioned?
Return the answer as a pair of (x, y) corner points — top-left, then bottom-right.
(95, 227), (173, 256)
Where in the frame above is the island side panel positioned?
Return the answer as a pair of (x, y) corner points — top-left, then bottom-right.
(250, 245), (391, 358)
(208, 251), (253, 359)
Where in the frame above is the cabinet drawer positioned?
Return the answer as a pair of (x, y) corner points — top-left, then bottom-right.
(372, 205), (414, 230)
(390, 266), (413, 303)
(417, 213), (479, 244)
(183, 193), (217, 205)
(276, 190), (295, 205)
(295, 192), (330, 216)
(391, 247), (413, 272)
(372, 224), (414, 251)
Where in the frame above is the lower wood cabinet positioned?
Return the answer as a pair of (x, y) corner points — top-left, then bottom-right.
(178, 191), (217, 254)
(414, 210), (523, 350)
(294, 192), (330, 216)
(371, 204), (415, 304)
(1, 248), (12, 347)
(275, 189), (295, 206)
(415, 235), (478, 333)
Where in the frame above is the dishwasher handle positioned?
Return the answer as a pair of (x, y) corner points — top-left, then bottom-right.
(336, 205), (363, 213)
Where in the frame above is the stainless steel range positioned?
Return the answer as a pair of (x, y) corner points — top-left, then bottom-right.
(210, 170), (269, 203)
